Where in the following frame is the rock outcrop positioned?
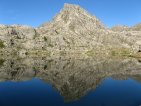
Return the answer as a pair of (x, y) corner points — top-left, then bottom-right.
(0, 3), (141, 56)
(0, 57), (141, 102)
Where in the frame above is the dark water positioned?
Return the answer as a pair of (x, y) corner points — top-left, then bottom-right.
(0, 57), (141, 106)
(0, 78), (141, 106)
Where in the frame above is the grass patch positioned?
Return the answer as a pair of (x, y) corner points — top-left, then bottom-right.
(0, 59), (5, 67)
(127, 55), (134, 57)
(25, 52), (28, 55)
(16, 36), (21, 39)
(16, 58), (22, 61)
(87, 51), (93, 54)
(0, 40), (5, 48)
(120, 50), (130, 55)
(112, 51), (116, 56)
(55, 30), (59, 34)
(44, 36), (48, 42)
(63, 37), (70, 44)
(44, 65), (48, 70)
(86, 51), (95, 56)
(48, 44), (54, 47)
(60, 51), (66, 55)
(86, 51), (93, 54)
(48, 59), (53, 63)
(109, 48), (131, 56)
(16, 46), (22, 50)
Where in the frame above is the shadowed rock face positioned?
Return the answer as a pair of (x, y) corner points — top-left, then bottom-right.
(0, 57), (141, 102)
(0, 3), (141, 55)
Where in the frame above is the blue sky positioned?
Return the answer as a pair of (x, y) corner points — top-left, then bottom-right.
(0, 0), (141, 27)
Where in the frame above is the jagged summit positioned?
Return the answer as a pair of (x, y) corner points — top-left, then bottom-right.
(64, 3), (81, 10)
(42, 3), (99, 28)
(0, 3), (141, 57)
(63, 3), (89, 16)
(63, 3), (96, 18)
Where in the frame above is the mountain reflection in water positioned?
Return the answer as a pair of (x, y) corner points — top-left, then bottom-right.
(0, 57), (141, 106)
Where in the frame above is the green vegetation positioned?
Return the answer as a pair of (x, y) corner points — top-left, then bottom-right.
(120, 50), (130, 55)
(16, 67), (21, 71)
(125, 54), (141, 58)
(44, 36), (48, 42)
(62, 14), (68, 23)
(48, 59), (53, 63)
(77, 46), (86, 47)
(25, 52), (28, 55)
(10, 39), (14, 46)
(112, 51), (116, 56)
(48, 44), (54, 47)
(16, 58), (22, 61)
(127, 55), (134, 57)
(86, 51), (93, 54)
(0, 59), (5, 67)
(0, 40), (5, 48)
(16, 46), (22, 50)
(86, 51), (94, 56)
(63, 37), (70, 44)
(16, 36), (21, 39)
(63, 37), (66, 41)
(44, 65), (48, 70)
(108, 47), (132, 57)
(55, 30), (59, 34)
(33, 67), (39, 72)
(60, 51), (66, 55)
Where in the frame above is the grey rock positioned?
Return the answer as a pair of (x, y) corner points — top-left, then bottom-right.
(0, 3), (141, 55)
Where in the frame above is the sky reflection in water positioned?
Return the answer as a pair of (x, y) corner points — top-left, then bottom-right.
(0, 78), (141, 106)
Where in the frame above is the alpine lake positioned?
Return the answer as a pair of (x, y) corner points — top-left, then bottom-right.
(0, 55), (141, 106)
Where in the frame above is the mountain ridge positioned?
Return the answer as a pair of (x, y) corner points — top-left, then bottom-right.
(0, 3), (141, 57)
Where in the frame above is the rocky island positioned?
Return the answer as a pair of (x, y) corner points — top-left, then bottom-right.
(0, 3), (141, 57)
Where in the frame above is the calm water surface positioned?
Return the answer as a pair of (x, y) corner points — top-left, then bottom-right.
(0, 57), (141, 106)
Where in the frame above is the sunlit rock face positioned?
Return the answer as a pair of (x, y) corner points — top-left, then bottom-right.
(0, 57), (141, 102)
(0, 3), (141, 55)
(0, 25), (36, 48)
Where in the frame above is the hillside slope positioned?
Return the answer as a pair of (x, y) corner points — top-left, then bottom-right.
(0, 3), (141, 56)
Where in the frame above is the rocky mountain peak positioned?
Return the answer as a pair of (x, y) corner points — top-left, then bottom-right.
(0, 3), (141, 57)
(54, 3), (96, 23)
(42, 3), (101, 30)
(64, 3), (80, 10)
(61, 3), (95, 20)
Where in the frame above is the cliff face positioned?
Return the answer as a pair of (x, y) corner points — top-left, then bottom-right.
(0, 57), (141, 102)
(0, 3), (141, 56)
